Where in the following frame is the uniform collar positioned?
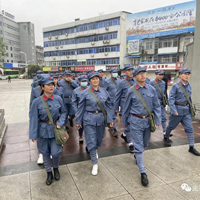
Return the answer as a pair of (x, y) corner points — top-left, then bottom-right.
(179, 80), (188, 86)
(155, 79), (161, 83)
(91, 87), (100, 92)
(43, 94), (54, 101)
(81, 86), (88, 90)
(57, 86), (59, 89)
(135, 83), (147, 90)
(126, 77), (134, 81)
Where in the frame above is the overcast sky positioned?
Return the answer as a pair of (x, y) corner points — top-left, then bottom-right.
(0, 0), (192, 46)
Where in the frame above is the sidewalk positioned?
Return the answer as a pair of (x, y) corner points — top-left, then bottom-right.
(1, 144), (200, 200)
(1, 79), (200, 200)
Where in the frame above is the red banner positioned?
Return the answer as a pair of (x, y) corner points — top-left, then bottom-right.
(75, 66), (95, 71)
(176, 62), (183, 70)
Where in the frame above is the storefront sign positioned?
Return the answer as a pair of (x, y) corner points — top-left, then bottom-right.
(75, 66), (95, 71)
(43, 67), (51, 72)
(51, 67), (58, 71)
(139, 64), (157, 70)
(176, 62), (183, 70)
(157, 64), (176, 70)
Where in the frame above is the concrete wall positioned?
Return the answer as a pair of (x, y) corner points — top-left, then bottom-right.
(183, 0), (200, 119)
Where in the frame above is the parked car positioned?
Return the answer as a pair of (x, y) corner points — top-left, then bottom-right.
(0, 75), (7, 80)
(19, 74), (25, 79)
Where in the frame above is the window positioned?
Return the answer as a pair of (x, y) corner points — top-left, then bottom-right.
(146, 41), (153, 50)
(0, 21), (2, 26)
(10, 47), (13, 51)
(11, 53), (13, 57)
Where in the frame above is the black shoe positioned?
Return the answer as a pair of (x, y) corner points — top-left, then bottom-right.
(79, 138), (84, 144)
(170, 134), (173, 137)
(121, 134), (128, 143)
(86, 146), (89, 153)
(46, 171), (53, 185)
(189, 147), (200, 156)
(53, 168), (60, 181)
(141, 173), (149, 186)
(129, 144), (134, 153)
(112, 128), (118, 137)
(69, 119), (73, 127)
(66, 127), (69, 133)
(164, 137), (171, 146)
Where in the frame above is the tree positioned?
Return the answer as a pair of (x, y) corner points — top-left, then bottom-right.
(0, 37), (8, 67)
(28, 64), (42, 76)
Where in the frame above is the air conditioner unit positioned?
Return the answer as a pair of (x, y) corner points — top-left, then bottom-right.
(105, 26), (109, 31)
(90, 54), (94, 57)
(55, 36), (59, 39)
(104, 52), (108, 56)
(74, 51), (77, 55)
(60, 45), (63, 48)
(66, 55), (70, 58)
(65, 33), (68, 37)
(103, 40), (107, 44)
(53, 58), (56, 60)
(144, 51), (148, 55)
(106, 40), (110, 44)
(91, 42), (95, 45)
(48, 36), (51, 40)
(55, 46), (59, 49)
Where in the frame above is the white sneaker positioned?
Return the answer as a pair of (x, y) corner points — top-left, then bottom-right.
(92, 164), (98, 176)
(50, 155), (52, 159)
(163, 132), (166, 135)
(96, 151), (99, 159)
(37, 153), (43, 165)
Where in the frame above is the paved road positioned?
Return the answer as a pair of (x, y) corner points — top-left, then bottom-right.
(0, 79), (32, 124)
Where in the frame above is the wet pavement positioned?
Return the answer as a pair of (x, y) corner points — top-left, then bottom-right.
(0, 79), (200, 200)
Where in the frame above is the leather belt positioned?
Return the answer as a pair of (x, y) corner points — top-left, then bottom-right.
(40, 119), (58, 124)
(64, 96), (72, 98)
(87, 110), (102, 113)
(159, 99), (162, 101)
(131, 113), (149, 119)
(175, 103), (188, 106)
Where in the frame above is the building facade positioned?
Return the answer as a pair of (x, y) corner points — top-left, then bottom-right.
(0, 10), (36, 69)
(36, 45), (44, 66)
(43, 11), (130, 74)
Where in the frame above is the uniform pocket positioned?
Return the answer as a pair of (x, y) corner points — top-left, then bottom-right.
(38, 105), (46, 115)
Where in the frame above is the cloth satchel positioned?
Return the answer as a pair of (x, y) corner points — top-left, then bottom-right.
(87, 88), (110, 127)
(178, 83), (196, 119)
(40, 96), (69, 145)
(154, 80), (168, 107)
(130, 86), (156, 132)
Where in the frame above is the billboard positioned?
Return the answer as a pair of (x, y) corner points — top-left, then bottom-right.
(126, 1), (196, 42)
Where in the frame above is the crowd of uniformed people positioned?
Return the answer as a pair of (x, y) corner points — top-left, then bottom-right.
(29, 65), (199, 186)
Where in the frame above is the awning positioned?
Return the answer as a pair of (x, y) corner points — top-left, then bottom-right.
(157, 52), (178, 56)
(124, 55), (141, 58)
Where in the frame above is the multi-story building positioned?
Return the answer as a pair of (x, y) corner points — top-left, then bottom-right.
(36, 45), (44, 66)
(43, 11), (130, 75)
(0, 10), (36, 69)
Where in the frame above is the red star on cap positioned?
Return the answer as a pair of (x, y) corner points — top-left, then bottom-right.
(49, 77), (51, 79)
(83, 76), (85, 78)
(92, 72), (95, 74)
(139, 66), (141, 68)
(186, 68), (189, 70)
(160, 70), (162, 72)
(129, 65), (131, 67)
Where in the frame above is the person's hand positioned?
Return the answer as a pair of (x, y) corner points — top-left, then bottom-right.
(109, 122), (114, 127)
(32, 139), (37, 142)
(76, 124), (82, 130)
(75, 113), (77, 117)
(67, 77), (72, 82)
(156, 125), (161, 128)
(115, 110), (119, 113)
(57, 125), (61, 129)
(173, 113), (178, 116)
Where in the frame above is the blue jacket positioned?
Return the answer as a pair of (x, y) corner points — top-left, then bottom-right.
(53, 85), (64, 99)
(104, 77), (121, 102)
(72, 86), (88, 113)
(113, 78), (135, 110)
(149, 79), (166, 100)
(75, 86), (113, 126)
(168, 80), (191, 115)
(122, 83), (161, 127)
(99, 77), (106, 87)
(29, 94), (67, 139)
(59, 79), (79, 105)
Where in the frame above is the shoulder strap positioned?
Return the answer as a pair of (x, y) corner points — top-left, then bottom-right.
(110, 78), (117, 88)
(99, 80), (103, 87)
(125, 79), (132, 87)
(178, 83), (192, 106)
(64, 81), (73, 91)
(154, 80), (164, 97)
(37, 86), (42, 95)
(130, 86), (151, 115)
(87, 88), (106, 115)
(79, 86), (82, 92)
(40, 96), (54, 124)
